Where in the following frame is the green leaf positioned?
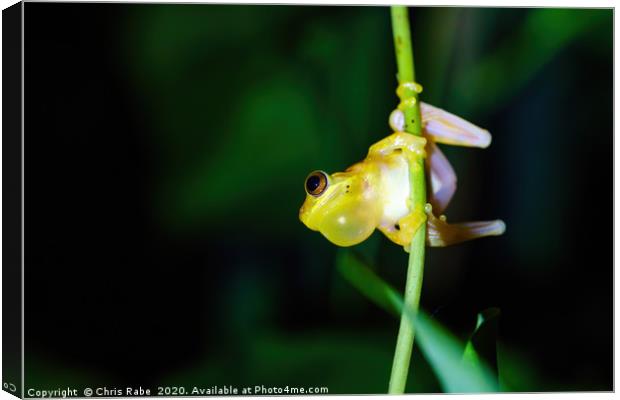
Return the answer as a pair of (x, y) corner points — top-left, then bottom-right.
(337, 251), (498, 393)
(463, 307), (501, 384)
(335, 249), (401, 318)
(415, 311), (497, 393)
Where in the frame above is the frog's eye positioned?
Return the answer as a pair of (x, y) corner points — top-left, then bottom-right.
(305, 171), (329, 197)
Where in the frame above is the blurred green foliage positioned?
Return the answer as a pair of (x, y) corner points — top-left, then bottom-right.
(124, 5), (395, 232)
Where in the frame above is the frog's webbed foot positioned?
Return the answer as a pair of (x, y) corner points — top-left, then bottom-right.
(424, 204), (505, 247)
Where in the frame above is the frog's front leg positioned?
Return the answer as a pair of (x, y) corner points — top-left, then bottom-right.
(378, 206), (427, 253)
(367, 131), (426, 159)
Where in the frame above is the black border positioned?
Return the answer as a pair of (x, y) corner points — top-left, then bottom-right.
(2, 1), (24, 398)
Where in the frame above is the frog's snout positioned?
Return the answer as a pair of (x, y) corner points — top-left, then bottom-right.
(299, 204), (307, 223)
(299, 202), (316, 230)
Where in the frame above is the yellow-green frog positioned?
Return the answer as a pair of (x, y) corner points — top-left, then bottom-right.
(299, 84), (505, 252)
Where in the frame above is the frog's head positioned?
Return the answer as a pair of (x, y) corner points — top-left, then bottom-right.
(299, 169), (380, 247)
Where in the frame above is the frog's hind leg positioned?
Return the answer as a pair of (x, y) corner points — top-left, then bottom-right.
(390, 108), (457, 214)
(426, 140), (456, 215)
(390, 103), (491, 148)
(420, 102), (491, 148)
(425, 204), (505, 247)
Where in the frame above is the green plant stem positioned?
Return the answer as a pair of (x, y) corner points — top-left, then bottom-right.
(388, 6), (427, 394)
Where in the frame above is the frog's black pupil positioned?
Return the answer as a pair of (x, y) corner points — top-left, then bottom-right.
(306, 175), (321, 192)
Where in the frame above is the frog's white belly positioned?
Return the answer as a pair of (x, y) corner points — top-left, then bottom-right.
(378, 157), (411, 224)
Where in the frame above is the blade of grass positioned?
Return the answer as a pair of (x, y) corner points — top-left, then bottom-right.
(416, 311), (498, 392)
(463, 307), (501, 386)
(336, 250), (401, 318)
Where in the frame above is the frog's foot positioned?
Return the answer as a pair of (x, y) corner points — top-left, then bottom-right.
(390, 81), (424, 117)
(368, 131), (426, 159)
(424, 204), (505, 247)
(379, 207), (427, 253)
(420, 102), (491, 148)
(388, 80), (423, 131)
(426, 140), (456, 215)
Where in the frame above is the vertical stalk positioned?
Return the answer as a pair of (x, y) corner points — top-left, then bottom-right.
(388, 6), (427, 394)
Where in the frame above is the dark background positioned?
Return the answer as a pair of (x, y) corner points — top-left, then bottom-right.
(3, 2), (24, 397)
(24, 4), (612, 393)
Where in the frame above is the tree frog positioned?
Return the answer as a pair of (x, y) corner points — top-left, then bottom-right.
(299, 82), (505, 251)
